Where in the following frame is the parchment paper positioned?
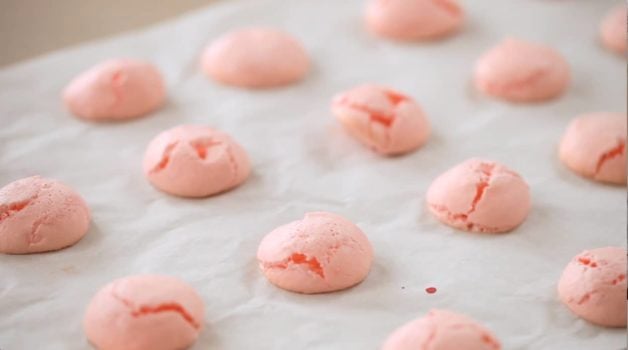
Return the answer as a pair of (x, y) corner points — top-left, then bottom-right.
(0, 0), (625, 349)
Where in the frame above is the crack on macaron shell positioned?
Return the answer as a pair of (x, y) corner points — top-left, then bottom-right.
(110, 70), (127, 106)
(429, 204), (502, 233)
(131, 303), (200, 330)
(27, 214), (48, 245)
(110, 285), (200, 330)
(263, 252), (326, 279)
(611, 274), (626, 285)
(0, 199), (31, 222)
(594, 138), (625, 176)
(335, 88), (409, 152)
(466, 162), (495, 216)
(432, 0), (462, 17)
(150, 141), (179, 173)
(429, 162), (501, 232)
(188, 138), (223, 160)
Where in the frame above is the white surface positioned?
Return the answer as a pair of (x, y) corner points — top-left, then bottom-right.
(0, 0), (625, 349)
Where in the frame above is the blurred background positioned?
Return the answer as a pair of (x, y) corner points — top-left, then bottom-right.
(0, 0), (217, 67)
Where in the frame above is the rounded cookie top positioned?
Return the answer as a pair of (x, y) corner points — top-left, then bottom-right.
(84, 275), (205, 350)
(63, 59), (165, 121)
(0, 176), (90, 254)
(559, 112), (626, 185)
(365, 0), (464, 41)
(558, 247), (627, 327)
(332, 84), (431, 156)
(426, 158), (530, 233)
(474, 38), (570, 102)
(382, 309), (501, 350)
(143, 125), (251, 198)
(257, 211), (373, 294)
(201, 28), (309, 88)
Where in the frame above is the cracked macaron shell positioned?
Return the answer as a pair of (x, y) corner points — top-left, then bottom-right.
(559, 112), (627, 185)
(84, 275), (205, 350)
(600, 5), (627, 55)
(365, 0), (464, 41)
(474, 38), (570, 102)
(557, 247), (627, 327)
(201, 28), (310, 88)
(143, 125), (250, 198)
(382, 309), (501, 350)
(63, 59), (165, 121)
(331, 84), (431, 156)
(257, 212), (373, 294)
(0, 176), (90, 254)
(426, 158), (531, 233)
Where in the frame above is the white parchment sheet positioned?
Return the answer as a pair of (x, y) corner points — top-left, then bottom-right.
(0, 0), (625, 349)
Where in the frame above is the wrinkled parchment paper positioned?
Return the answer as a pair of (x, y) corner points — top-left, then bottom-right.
(0, 0), (625, 349)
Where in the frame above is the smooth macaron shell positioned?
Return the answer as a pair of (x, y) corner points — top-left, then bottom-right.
(559, 112), (626, 185)
(600, 5), (627, 55)
(557, 247), (627, 327)
(474, 38), (570, 102)
(426, 158), (531, 233)
(84, 275), (205, 350)
(0, 176), (90, 254)
(257, 212), (373, 294)
(201, 28), (309, 88)
(365, 0), (464, 41)
(63, 59), (165, 121)
(143, 125), (251, 198)
(331, 84), (431, 155)
(382, 309), (501, 350)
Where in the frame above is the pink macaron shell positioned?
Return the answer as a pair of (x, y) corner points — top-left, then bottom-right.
(557, 247), (627, 327)
(84, 275), (205, 350)
(331, 84), (430, 155)
(257, 212), (373, 294)
(143, 125), (250, 198)
(600, 5), (627, 55)
(63, 59), (165, 121)
(201, 28), (309, 88)
(365, 0), (463, 41)
(559, 112), (627, 185)
(382, 309), (501, 350)
(474, 38), (570, 102)
(426, 158), (531, 233)
(0, 176), (90, 254)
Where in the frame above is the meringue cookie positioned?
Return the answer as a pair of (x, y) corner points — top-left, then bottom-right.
(0, 176), (90, 254)
(257, 212), (373, 294)
(426, 158), (531, 233)
(201, 28), (309, 88)
(331, 84), (430, 155)
(84, 275), (205, 350)
(63, 59), (165, 121)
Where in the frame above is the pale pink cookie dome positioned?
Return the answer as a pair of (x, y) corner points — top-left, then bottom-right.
(143, 125), (251, 198)
(0, 176), (90, 254)
(426, 158), (531, 233)
(382, 309), (501, 350)
(331, 84), (431, 156)
(84, 275), (205, 350)
(257, 212), (373, 294)
(558, 247), (627, 327)
(63, 59), (165, 121)
(474, 38), (570, 102)
(559, 112), (626, 185)
(600, 5), (627, 55)
(201, 28), (310, 88)
(365, 0), (464, 41)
